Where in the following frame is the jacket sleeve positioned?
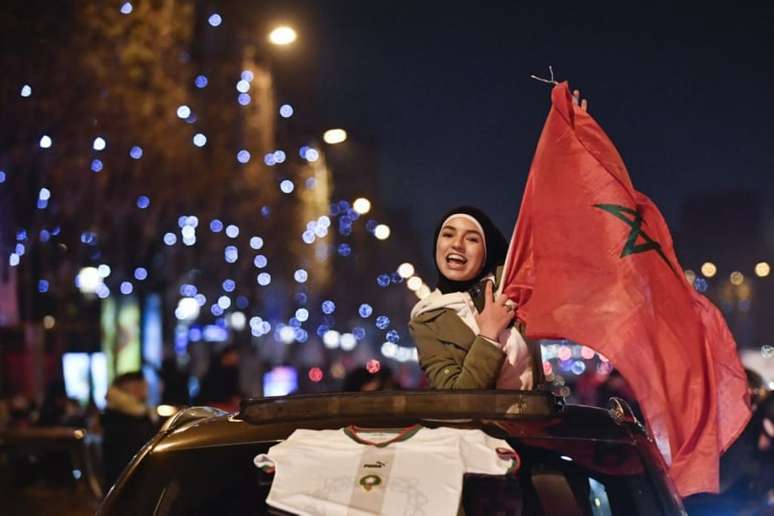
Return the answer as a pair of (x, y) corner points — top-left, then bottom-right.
(410, 319), (506, 389)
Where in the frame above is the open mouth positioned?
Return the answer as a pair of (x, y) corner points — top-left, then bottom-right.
(446, 253), (467, 266)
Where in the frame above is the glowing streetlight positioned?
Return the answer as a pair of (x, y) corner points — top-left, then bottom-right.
(229, 311), (246, 331)
(397, 262), (415, 279)
(730, 271), (744, 286)
(175, 297), (200, 321)
(323, 330), (341, 349)
(268, 26), (297, 46)
(323, 128), (347, 144)
(407, 276), (423, 291)
(417, 285), (432, 299)
(76, 267), (101, 294)
(755, 261), (770, 278)
(374, 224), (391, 240)
(353, 197), (371, 215)
(701, 262), (717, 278)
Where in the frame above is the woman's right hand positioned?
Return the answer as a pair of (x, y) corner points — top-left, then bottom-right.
(475, 280), (515, 341)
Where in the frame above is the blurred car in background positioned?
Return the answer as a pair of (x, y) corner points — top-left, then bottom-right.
(98, 390), (685, 515)
(0, 426), (102, 516)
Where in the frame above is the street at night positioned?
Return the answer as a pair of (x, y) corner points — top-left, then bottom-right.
(1, 2), (772, 515)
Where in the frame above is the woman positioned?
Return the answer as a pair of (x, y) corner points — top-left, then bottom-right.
(409, 206), (542, 390)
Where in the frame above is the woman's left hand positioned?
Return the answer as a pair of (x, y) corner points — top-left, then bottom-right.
(572, 89), (589, 112)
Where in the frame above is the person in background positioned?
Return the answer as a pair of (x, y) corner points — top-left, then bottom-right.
(193, 345), (241, 411)
(342, 365), (397, 392)
(684, 369), (774, 514)
(38, 381), (87, 427)
(101, 372), (157, 489)
(160, 355), (190, 406)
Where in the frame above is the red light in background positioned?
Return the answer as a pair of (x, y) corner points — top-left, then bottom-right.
(366, 359), (381, 374)
(308, 367), (323, 383)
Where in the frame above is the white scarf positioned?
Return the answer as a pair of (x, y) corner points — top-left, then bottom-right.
(411, 287), (534, 390)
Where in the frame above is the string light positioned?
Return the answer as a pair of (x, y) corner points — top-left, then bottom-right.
(279, 104), (294, 118)
(208, 13), (222, 27)
(701, 262), (717, 278)
(754, 262), (770, 278)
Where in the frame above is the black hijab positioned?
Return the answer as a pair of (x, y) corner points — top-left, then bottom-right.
(433, 206), (509, 295)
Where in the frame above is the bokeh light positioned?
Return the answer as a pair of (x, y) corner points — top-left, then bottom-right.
(374, 224), (391, 240)
(323, 128), (347, 144)
(225, 224), (239, 238)
(76, 267), (101, 294)
(176, 105), (191, 119)
(192, 133), (207, 147)
(407, 276), (422, 291)
(250, 236), (264, 250)
(321, 300), (336, 314)
(279, 104), (294, 118)
(701, 262), (717, 278)
(268, 26), (297, 45)
(236, 149), (251, 163)
(730, 271), (744, 286)
(280, 180), (294, 193)
(308, 367), (323, 383)
(397, 262), (415, 279)
(754, 261), (770, 278)
(353, 198), (371, 215)
(208, 13), (222, 27)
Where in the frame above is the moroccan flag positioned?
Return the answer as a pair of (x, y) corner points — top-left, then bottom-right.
(500, 82), (750, 496)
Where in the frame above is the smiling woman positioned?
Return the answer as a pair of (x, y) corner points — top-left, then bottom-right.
(409, 206), (542, 390)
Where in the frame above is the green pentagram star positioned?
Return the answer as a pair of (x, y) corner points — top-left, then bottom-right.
(593, 204), (676, 275)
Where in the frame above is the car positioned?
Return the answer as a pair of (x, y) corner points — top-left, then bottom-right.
(98, 390), (685, 515)
(0, 426), (103, 516)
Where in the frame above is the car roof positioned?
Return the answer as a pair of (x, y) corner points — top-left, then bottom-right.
(152, 390), (642, 454)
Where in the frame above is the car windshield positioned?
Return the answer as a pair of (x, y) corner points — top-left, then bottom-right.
(143, 434), (663, 516)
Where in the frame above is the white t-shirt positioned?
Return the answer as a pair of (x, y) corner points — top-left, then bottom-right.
(254, 425), (520, 516)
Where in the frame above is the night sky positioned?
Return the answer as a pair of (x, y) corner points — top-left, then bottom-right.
(278, 2), (774, 273)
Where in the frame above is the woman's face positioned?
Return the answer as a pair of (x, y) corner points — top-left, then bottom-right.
(435, 216), (486, 282)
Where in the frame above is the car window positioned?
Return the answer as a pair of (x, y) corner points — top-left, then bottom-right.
(139, 436), (664, 516)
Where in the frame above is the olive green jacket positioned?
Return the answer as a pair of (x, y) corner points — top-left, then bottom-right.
(410, 307), (509, 389)
(409, 274), (544, 389)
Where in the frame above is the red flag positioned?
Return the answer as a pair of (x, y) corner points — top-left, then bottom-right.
(501, 82), (751, 496)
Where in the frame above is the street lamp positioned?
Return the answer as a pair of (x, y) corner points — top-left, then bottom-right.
(323, 129), (347, 144)
(374, 224), (391, 240)
(397, 262), (415, 279)
(268, 26), (297, 46)
(353, 197), (371, 215)
(76, 267), (102, 294)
